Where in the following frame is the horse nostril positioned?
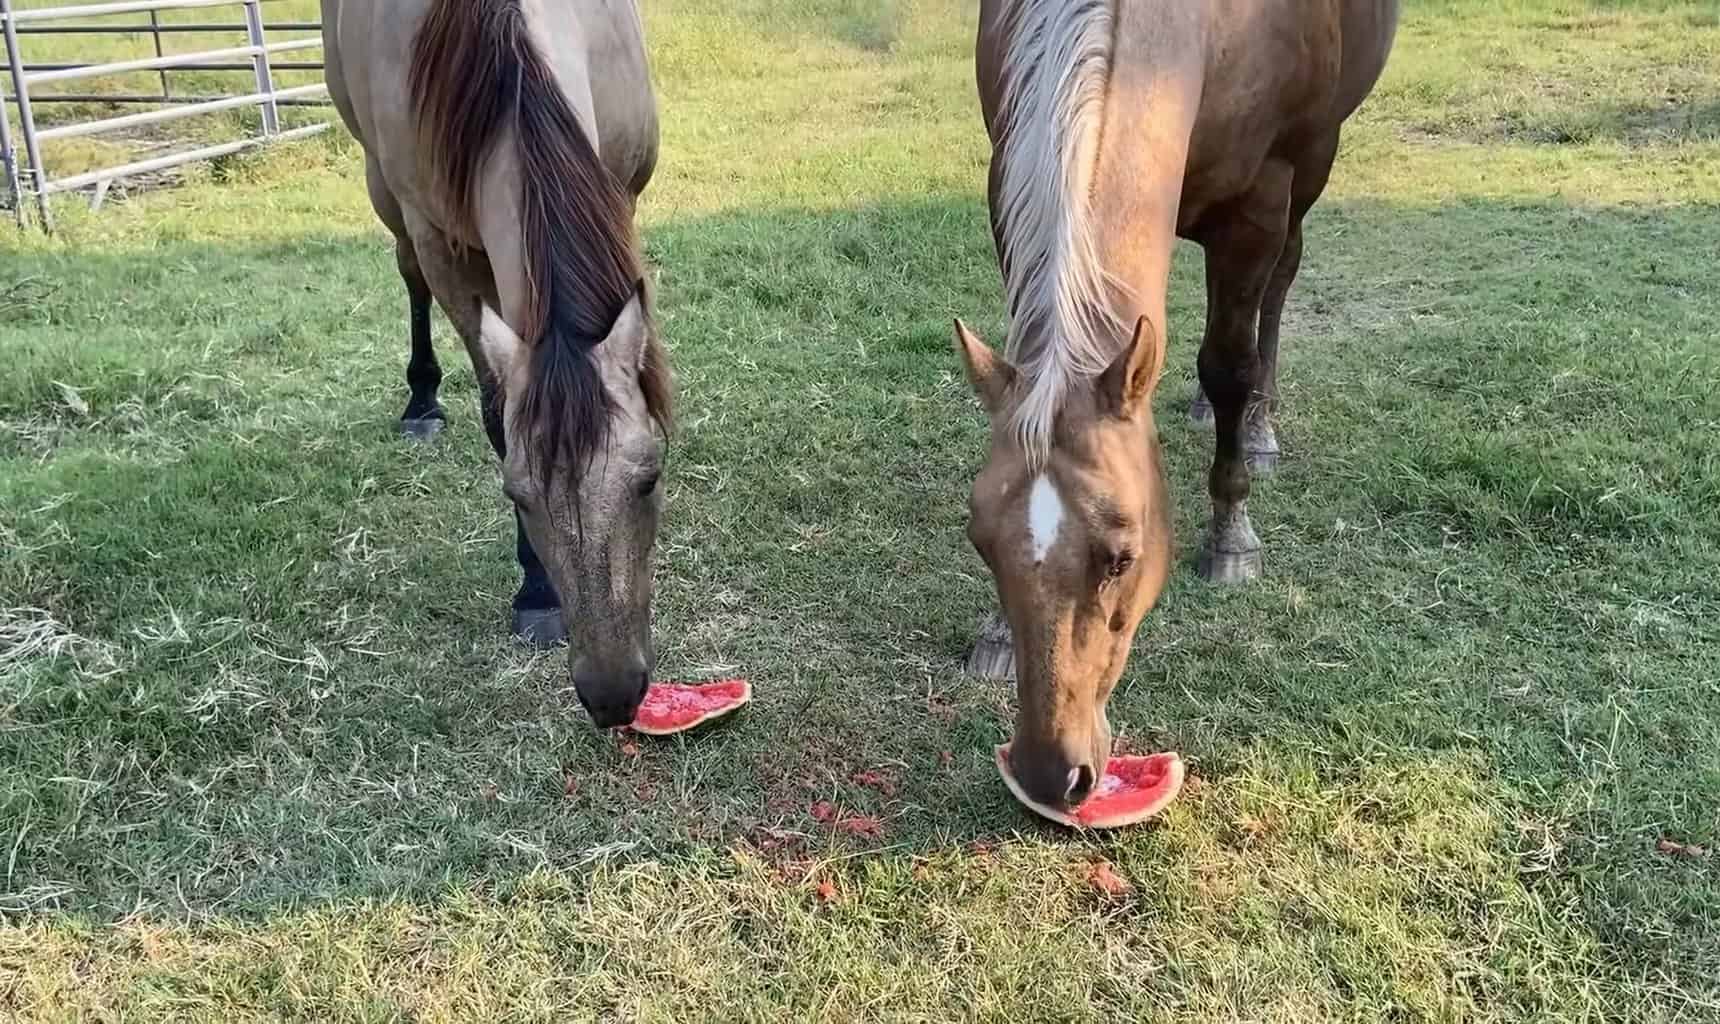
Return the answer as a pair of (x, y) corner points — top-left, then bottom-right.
(1066, 764), (1097, 805)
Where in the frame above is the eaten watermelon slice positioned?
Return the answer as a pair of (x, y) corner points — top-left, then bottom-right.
(995, 744), (1184, 829)
(631, 678), (751, 736)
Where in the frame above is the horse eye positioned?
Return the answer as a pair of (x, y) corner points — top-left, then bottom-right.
(636, 472), (661, 498)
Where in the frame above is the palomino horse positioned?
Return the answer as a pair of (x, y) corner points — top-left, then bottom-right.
(956, 1), (1399, 809)
(323, 0), (672, 727)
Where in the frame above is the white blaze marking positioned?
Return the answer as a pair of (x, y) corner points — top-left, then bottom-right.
(1027, 474), (1064, 564)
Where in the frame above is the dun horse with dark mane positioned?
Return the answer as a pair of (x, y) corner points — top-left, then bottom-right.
(956, 1), (1399, 809)
(322, 0), (671, 728)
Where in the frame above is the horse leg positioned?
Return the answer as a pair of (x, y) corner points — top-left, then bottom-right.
(964, 149), (1022, 681)
(361, 160), (444, 440)
(1195, 164), (1293, 585)
(1194, 228), (1295, 450)
(1241, 222), (1297, 474)
(477, 377), (567, 649)
(1246, 129), (1341, 474)
(1192, 240), (1293, 436)
(403, 215), (566, 649)
(396, 240), (446, 440)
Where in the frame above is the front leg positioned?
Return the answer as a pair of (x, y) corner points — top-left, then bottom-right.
(1192, 199), (1313, 481)
(1190, 312), (1284, 477)
(479, 376), (567, 650)
(1234, 220), (1304, 476)
(1191, 387), (1274, 473)
(1195, 167), (1293, 584)
(404, 213), (566, 649)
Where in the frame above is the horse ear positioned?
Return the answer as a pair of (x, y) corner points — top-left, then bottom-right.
(603, 281), (649, 371)
(479, 304), (528, 385)
(1099, 316), (1164, 419)
(953, 319), (1016, 415)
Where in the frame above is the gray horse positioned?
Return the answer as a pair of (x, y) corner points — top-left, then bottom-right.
(322, 0), (672, 727)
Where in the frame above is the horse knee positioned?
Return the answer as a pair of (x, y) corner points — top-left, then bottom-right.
(1196, 335), (1260, 412)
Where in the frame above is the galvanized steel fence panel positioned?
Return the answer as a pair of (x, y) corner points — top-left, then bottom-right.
(1, 0), (328, 230)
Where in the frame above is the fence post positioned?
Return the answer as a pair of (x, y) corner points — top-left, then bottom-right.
(0, 0), (51, 230)
(1, 41), (19, 227)
(1, 90), (20, 228)
(148, 8), (170, 100)
(242, 0), (278, 135)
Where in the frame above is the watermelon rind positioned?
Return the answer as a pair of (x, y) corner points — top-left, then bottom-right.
(995, 745), (1184, 829)
(630, 678), (752, 736)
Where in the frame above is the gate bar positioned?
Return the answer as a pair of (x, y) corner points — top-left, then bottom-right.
(36, 81), (325, 139)
(5, 0), (247, 23)
(42, 120), (326, 194)
(25, 37), (318, 85)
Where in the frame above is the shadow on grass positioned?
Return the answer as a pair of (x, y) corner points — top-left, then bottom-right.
(2, 191), (1717, 999)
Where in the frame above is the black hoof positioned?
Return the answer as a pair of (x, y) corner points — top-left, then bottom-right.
(511, 607), (566, 650)
(399, 415), (445, 441)
(1197, 544), (1263, 585)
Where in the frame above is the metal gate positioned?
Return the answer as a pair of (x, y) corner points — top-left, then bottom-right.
(2, 0), (328, 231)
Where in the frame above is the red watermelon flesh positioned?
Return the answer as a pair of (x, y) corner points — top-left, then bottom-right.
(631, 679), (751, 736)
(995, 745), (1184, 829)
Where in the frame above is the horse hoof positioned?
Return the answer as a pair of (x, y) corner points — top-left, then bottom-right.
(511, 607), (566, 650)
(966, 639), (1015, 681)
(1197, 544), (1263, 585)
(399, 416), (445, 441)
(1189, 392), (1215, 427)
(965, 613), (1015, 681)
(1243, 416), (1280, 476)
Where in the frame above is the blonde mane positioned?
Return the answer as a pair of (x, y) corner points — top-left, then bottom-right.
(995, 0), (1122, 463)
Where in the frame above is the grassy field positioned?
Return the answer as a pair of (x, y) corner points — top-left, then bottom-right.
(3, 0), (1719, 1020)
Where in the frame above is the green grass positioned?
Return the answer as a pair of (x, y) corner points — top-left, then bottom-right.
(3, 0), (1719, 1020)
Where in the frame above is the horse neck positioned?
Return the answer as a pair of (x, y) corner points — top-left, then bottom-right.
(1083, 59), (1203, 351)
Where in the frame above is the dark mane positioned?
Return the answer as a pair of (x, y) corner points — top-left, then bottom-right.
(409, 0), (671, 489)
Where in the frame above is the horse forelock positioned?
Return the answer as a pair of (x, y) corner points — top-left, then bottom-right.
(996, 0), (1123, 466)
